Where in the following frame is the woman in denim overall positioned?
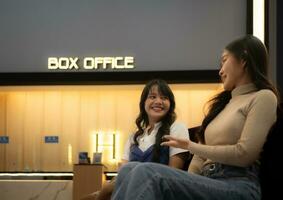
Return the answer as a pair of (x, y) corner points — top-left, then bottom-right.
(82, 79), (190, 200)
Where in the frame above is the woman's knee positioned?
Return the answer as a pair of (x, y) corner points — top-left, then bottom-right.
(117, 162), (165, 184)
(118, 161), (140, 173)
(116, 162), (141, 183)
(130, 162), (165, 178)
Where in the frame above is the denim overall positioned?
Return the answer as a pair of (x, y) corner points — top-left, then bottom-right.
(129, 144), (169, 164)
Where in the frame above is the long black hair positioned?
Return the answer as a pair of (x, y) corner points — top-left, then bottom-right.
(198, 35), (280, 144)
(133, 79), (176, 163)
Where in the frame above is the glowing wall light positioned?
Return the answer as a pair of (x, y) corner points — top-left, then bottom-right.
(68, 144), (73, 165)
(97, 131), (104, 153)
(92, 131), (117, 159)
(253, 0), (265, 43)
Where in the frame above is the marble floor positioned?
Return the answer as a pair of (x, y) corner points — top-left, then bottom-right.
(0, 180), (72, 200)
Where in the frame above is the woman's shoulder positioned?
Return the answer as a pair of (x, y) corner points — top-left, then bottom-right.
(245, 89), (278, 111)
(254, 89), (277, 103)
(127, 133), (135, 143)
(170, 121), (188, 129)
(170, 121), (189, 137)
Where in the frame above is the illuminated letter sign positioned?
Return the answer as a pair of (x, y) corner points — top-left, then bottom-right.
(48, 57), (79, 70)
(48, 56), (134, 70)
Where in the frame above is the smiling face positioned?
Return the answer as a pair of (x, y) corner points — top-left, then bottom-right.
(219, 50), (250, 91)
(144, 85), (170, 124)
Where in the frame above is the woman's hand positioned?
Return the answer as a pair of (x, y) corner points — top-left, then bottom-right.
(161, 135), (190, 150)
(80, 191), (100, 200)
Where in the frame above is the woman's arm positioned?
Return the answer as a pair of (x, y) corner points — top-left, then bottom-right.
(166, 122), (191, 169)
(188, 154), (205, 174)
(162, 91), (277, 167)
(168, 122), (190, 157)
(168, 152), (189, 169)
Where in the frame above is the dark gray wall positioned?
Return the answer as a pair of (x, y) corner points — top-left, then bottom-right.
(268, 0), (277, 84)
(0, 0), (246, 73)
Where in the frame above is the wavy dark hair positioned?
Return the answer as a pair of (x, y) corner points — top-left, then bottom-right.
(133, 79), (176, 163)
(198, 35), (280, 144)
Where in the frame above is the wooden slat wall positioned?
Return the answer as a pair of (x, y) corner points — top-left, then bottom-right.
(0, 93), (6, 170)
(0, 84), (221, 171)
(41, 92), (62, 171)
(6, 92), (26, 171)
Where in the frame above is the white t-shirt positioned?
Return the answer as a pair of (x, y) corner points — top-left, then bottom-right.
(122, 121), (189, 161)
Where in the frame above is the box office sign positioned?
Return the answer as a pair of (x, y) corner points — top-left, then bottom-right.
(48, 56), (134, 70)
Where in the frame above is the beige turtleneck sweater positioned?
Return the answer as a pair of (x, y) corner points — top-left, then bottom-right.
(188, 83), (277, 174)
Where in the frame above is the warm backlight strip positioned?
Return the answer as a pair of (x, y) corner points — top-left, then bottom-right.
(253, 0), (265, 43)
(92, 131), (119, 163)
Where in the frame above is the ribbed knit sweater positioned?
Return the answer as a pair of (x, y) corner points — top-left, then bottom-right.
(188, 83), (277, 174)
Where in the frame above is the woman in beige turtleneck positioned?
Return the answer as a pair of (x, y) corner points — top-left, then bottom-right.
(111, 35), (280, 200)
